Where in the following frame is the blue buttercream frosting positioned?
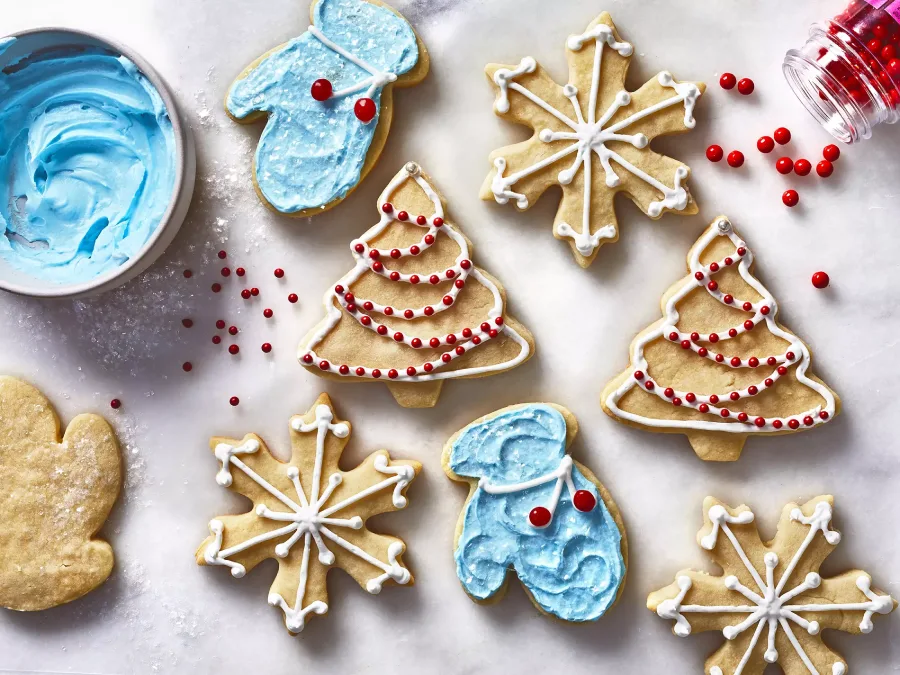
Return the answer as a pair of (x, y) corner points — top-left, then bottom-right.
(449, 404), (626, 622)
(0, 43), (177, 285)
(226, 0), (419, 213)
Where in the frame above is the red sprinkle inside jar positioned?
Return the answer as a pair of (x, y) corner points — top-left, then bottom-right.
(785, 0), (900, 142)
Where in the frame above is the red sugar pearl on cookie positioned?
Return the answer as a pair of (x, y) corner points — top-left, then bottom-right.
(182, 318), (193, 328)
(261, 343), (272, 353)
(212, 335), (222, 345)
(229, 396), (240, 407)
(354, 97), (377, 123)
(228, 325), (238, 336)
(218, 250), (227, 259)
(311, 78), (332, 101)
(737, 78), (755, 95)
(274, 268), (285, 278)
(182, 362), (193, 372)
(288, 293), (299, 303)
(529, 506), (552, 528)
(757, 136), (775, 153)
(823, 144), (840, 162)
(183, 269), (193, 278)
(719, 72), (737, 90)
(110, 398), (121, 409)
(236, 267), (245, 277)
(817, 159), (834, 177)
(211, 283), (222, 293)
(229, 345), (240, 355)
(727, 150), (744, 167)
(706, 144), (724, 162)
(573, 490), (596, 512)
(263, 308), (273, 318)
(241, 289), (251, 299)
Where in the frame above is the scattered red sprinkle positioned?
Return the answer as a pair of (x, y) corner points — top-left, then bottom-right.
(773, 127), (791, 145)
(218, 250), (227, 259)
(737, 77), (754, 95)
(236, 267), (246, 277)
(229, 396), (240, 407)
(274, 268), (285, 278)
(110, 398), (121, 409)
(182, 362), (193, 372)
(782, 189), (800, 207)
(816, 159), (834, 177)
(812, 271), (830, 289)
(263, 308), (273, 318)
(250, 287), (259, 296)
(183, 269), (193, 278)
(212, 335), (222, 344)
(211, 283), (222, 293)
(261, 342), (272, 353)
(221, 267), (231, 277)
(719, 72), (737, 90)
(241, 289), (251, 299)
(822, 144), (840, 162)
(216, 319), (226, 329)
(181, 318), (193, 328)
(776, 157), (794, 175)
(757, 136), (775, 153)
(794, 158), (812, 176)
(706, 144), (724, 162)
(228, 345), (240, 355)
(288, 293), (299, 303)
(228, 325), (238, 336)
(727, 150), (744, 168)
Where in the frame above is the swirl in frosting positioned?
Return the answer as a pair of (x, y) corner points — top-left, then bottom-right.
(0, 39), (176, 285)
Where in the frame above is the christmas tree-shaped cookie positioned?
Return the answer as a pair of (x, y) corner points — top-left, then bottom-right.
(299, 162), (534, 408)
(601, 217), (840, 462)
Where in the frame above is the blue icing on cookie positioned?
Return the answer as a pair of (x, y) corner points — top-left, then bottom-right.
(226, 0), (419, 214)
(449, 404), (625, 622)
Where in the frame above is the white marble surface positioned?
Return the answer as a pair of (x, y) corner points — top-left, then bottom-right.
(2, 0), (900, 673)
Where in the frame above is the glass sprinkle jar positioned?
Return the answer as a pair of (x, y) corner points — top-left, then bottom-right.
(784, 0), (900, 143)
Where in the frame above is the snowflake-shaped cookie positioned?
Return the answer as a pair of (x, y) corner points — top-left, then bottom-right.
(196, 393), (420, 633)
(648, 496), (896, 674)
(481, 12), (703, 267)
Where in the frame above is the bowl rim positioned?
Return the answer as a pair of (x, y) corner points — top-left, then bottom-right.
(0, 26), (191, 299)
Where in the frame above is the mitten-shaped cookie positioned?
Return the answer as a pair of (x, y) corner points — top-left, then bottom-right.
(0, 376), (121, 611)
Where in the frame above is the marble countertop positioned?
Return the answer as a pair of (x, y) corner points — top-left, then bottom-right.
(1, 0), (899, 672)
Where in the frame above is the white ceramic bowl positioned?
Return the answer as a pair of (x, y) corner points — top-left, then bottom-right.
(0, 28), (196, 298)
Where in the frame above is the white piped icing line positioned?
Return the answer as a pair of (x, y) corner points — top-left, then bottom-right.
(299, 162), (531, 381)
(656, 500), (894, 674)
(488, 23), (700, 257)
(477, 455), (596, 528)
(605, 217), (838, 433)
(204, 404), (414, 633)
(307, 25), (398, 122)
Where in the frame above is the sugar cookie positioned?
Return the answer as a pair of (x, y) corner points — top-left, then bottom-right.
(196, 393), (420, 633)
(0, 376), (121, 611)
(299, 162), (534, 408)
(226, 0), (429, 216)
(481, 12), (703, 267)
(602, 217), (840, 461)
(443, 403), (627, 622)
(649, 495), (896, 674)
